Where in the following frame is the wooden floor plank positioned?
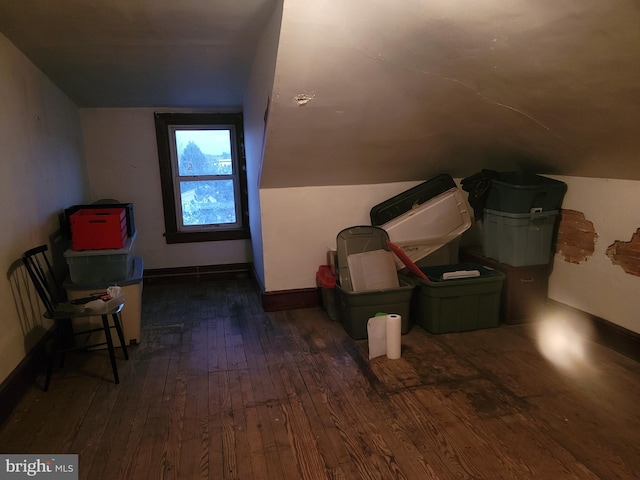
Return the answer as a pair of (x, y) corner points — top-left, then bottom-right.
(237, 312), (286, 480)
(161, 371), (187, 480)
(144, 327), (184, 480)
(207, 370), (225, 479)
(175, 372), (207, 479)
(82, 345), (149, 479)
(238, 369), (269, 480)
(526, 390), (640, 479)
(256, 310), (309, 479)
(291, 309), (437, 479)
(128, 330), (179, 480)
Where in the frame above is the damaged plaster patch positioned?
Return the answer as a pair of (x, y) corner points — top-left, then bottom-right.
(606, 228), (640, 277)
(556, 209), (597, 264)
(294, 93), (315, 106)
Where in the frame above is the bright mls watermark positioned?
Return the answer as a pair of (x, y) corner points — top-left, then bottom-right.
(0, 455), (77, 479)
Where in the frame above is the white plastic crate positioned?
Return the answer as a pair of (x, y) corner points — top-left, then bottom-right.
(381, 188), (472, 268)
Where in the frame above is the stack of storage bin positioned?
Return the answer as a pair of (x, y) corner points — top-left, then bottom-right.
(482, 173), (567, 267)
(64, 205), (137, 283)
(369, 175), (507, 334)
(62, 202), (143, 346)
(318, 174), (509, 336)
(451, 173), (568, 325)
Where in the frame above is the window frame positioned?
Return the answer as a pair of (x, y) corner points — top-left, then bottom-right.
(154, 112), (250, 244)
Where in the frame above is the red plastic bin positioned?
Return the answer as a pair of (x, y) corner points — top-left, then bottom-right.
(70, 207), (128, 250)
(316, 265), (339, 321)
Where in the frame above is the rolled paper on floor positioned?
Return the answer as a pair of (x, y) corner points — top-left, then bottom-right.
(367, 314), (402, 360)
(367, 315), (387, 359)
(386, 314), (402, 359)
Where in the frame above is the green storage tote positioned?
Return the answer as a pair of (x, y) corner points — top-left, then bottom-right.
(413, 263), (504, 334)
(485, 172), (566, 214)
(483, 209), (558, 267)
(336, 275), (415, 340)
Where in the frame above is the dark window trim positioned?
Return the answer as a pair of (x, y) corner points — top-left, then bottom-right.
(154, 112), (250, 244)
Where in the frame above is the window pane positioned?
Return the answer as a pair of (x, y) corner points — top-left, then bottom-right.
(175, 129), (233, 176)
(180, 180), (236, 226)
(155, 112), (249, 243)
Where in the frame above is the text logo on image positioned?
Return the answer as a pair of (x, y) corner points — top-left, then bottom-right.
(1, 455), (78, 479)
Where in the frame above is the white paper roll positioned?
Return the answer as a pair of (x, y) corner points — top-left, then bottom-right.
(386, 314), (402, 359)
(367, 314), (402, 360)
(367, 315), (387, 359)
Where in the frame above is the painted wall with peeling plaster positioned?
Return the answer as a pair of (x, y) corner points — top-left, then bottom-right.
(546, 176), (640, 334)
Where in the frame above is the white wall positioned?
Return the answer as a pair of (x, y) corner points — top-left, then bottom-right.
(243, 0), (284, 291)
(259, 176), (640, 335)
(80, 108), (252, 270)
(0, 33), (88, 384)
(260, 182), (422, 291)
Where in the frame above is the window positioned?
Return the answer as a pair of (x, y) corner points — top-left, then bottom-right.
(154, 113), (250, 244)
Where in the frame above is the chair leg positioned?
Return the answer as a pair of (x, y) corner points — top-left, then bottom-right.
(101, 314), (120, 385)
(112, 313), (129, 360)
(43, 358), (54, 392)
(43, 334), (60, 392)
(44, 323), (66, 392)
(59, 319), (73, 369)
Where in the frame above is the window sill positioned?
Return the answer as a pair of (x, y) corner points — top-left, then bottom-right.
(164, 228), (250, 244)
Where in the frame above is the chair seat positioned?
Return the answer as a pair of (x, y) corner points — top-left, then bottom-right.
(45, 301), (124, 320)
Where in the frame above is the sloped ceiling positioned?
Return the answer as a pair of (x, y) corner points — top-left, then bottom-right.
(0, 0), (277, 107)
(1, 0), (640, 187)
(260, 0), (640, 187)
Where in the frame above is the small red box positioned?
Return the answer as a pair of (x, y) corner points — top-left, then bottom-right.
(70, 208), (128, 250)
(316, 265), (337, 288)
(316, 265), (339, 321)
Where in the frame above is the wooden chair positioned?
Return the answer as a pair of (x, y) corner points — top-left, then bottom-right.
(22, 245), (129, 391)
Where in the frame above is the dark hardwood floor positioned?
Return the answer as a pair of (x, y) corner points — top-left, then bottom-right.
(0, 274), (639, 479)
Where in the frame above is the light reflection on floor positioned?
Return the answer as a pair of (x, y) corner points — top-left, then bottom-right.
(533, 311), (596, 374)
